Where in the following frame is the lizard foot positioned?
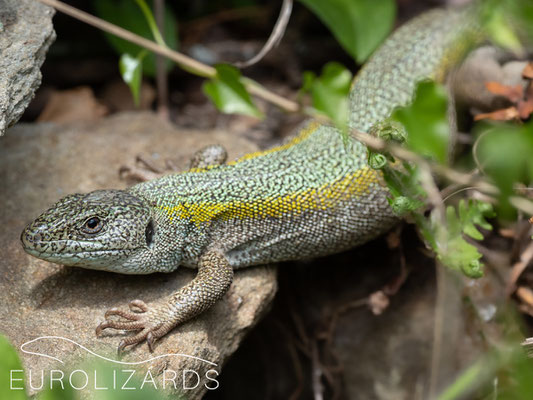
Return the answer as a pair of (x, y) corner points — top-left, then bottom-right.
(119, 153), (176, 183)
(96, 299), (174, 353)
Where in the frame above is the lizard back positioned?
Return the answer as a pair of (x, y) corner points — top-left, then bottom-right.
(131, 5), (481, 268)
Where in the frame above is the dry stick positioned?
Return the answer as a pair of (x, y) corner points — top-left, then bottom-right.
(506, 240), (533, 296)
(154, 0), (169, 119)
(235, 0), (293, 68)
(36, 0), (300, 113)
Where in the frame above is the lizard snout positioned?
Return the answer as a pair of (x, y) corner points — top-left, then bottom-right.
(20, 222), (45, 252)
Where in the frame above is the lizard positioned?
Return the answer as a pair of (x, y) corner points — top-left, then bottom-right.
(20, 4), (483, 352)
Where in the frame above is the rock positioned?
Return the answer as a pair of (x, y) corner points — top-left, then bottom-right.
(453, 46), (531, 112)
(37, 86), (109, 123)
(0, 112), (277, 399)
(0, 0), (55, 135)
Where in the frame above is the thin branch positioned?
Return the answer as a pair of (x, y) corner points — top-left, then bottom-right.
(349, 128), (498, 195)
(235, 0), (293, 68)
(505, 240), (533, 296)
(154, 0), (169, 119)
(36, 0), (300, 113)
(419, 162), (445, 222)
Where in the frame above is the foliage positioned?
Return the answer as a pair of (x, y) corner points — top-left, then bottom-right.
(482, 0), (533, 49)
(0, 334), (26, 400)
(392, 81), (450, 164)
(203, 64), (263, 118)
(302, 62), (352, 133)
(93, 0), (178, 77)
(298, 0), (396, 63)
(438, 338), (533, 400)
(0, 334), (172, 399)
(430, 200), (494, 278)
(119, 52), (146, 106)
(475, 122), (533, 216)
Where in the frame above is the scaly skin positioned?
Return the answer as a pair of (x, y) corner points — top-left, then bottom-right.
(21, 6), (481, 351)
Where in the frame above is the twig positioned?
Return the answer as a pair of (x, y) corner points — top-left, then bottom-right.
(35, 0), (300, 113)
(419, 162), (445, 222)
(287, 339), (304, 400)
(154, 0), (169, 119)
(505, 240), (533, 296)
(311, 341), (324, 400)
(235, 0), (293, 68)
(428, 263), (450, 399)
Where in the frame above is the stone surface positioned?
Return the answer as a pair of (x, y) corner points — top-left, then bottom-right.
(0, 112), (277, 399)
(0, 0), (55, 135)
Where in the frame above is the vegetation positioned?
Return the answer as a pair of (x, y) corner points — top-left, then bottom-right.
(5, 0), (533, 398)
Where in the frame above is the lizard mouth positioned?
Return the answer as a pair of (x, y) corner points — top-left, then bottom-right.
(20, 232), (129, 262)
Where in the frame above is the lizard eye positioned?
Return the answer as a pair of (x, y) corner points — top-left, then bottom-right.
(81, 217), (103, 234)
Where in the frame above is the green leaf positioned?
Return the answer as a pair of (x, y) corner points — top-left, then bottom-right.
(298, 0), (396, 63)
(483, 10), (523, 53)
(423, 201), (494, 278)
(458, 199), (495, 241)
(392, 81), (450, 164)
(0, 334), (27, 400)
(203, 64), (263, 118)
(38, 380), (76, 400)
(119, 53), (144, 106)
(93, 0), (178, 76)
(304, 62), (352, 131)
(382, 162), (426, 215)
(475, 122), (533, 215)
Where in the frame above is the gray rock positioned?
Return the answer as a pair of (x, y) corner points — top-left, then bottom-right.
(0, 112), (277, 399)
(0, 0), (55, 135)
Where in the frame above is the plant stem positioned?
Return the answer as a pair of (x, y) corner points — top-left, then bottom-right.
(36, 0), (300, 113)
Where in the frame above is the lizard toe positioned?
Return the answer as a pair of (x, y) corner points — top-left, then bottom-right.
(104, 307), (141, 321)
(118, 328), (151, 353)
(128, 299), (149, 312)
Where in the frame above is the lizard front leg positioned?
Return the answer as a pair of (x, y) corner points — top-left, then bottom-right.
(96, 250), (233, 352)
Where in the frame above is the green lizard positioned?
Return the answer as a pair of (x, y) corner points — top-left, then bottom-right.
(21, 5), (482, 351)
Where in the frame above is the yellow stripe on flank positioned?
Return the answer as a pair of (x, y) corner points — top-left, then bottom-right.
(160, 166), (380, 225)
(227, 121), (321, 165)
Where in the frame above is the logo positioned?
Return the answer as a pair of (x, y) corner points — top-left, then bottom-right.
(10, 336), (220, 392)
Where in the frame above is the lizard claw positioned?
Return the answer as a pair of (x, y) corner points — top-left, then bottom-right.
(96, 300), (173, 352)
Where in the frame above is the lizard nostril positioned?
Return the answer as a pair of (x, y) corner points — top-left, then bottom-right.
(33, 233), (42, 243)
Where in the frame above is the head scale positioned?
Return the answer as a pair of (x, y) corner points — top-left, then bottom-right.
(20, 190), (165, 274)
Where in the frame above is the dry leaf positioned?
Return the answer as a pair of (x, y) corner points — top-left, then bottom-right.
(474, 106), (520, 121)
(485, 81), (524, 103)
(522, 62), (533, 80)
(518, 98), (533, 119)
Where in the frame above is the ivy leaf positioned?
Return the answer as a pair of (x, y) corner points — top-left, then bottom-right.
(392, 81), (450, 164)
(303, 62), (352, 132)
(203, 64), (263, 118)
(119, 53), (144, 107)
(298, 0), (396, 63)
(0, 334), (27, 400)
(94, 0), (178, 76)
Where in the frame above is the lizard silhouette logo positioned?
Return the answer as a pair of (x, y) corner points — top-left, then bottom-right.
(10, 336), (220, 392)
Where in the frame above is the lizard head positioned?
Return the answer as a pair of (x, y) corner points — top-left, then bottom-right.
(20, 189), (160, 274)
